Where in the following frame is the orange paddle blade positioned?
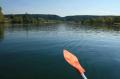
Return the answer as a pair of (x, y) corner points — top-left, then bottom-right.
(63, 49), (85, 74)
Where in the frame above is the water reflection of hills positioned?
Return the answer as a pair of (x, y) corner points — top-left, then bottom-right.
(4, 24), (120, 32)
(92, 24), (120, 32)
(0, 24), (120, 41)
(6, 24), (59, 32)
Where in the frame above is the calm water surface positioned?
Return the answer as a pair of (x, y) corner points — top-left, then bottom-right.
(0, 24), (120, 79)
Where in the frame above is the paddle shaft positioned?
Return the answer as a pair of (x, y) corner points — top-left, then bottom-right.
(81, 73), (88, 79)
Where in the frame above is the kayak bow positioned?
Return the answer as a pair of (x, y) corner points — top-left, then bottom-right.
(63, 49), (88, 79)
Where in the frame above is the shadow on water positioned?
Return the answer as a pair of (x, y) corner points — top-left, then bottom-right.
(0, 25), (5, 42)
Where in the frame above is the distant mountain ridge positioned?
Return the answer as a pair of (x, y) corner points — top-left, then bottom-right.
(4, 14), (120, 25)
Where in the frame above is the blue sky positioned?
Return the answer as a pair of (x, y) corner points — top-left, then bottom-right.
(1, 0), (120, 16)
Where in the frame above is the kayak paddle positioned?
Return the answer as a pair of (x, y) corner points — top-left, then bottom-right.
(63, 49), (88, 79)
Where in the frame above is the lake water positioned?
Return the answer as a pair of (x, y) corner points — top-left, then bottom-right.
(0, 24), (120, 79)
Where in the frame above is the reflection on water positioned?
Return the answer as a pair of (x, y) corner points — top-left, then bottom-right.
(0, 24), (120, 79)
(0, 25), (5, 41)
(1, 24), (120, 33)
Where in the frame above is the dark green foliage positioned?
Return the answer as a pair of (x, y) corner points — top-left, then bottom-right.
(0, 7), (4, 23)
(5, 14), (62, 24)
(10, 15), (23, 23)
(113, 17), (120, 23)
(64, 15), (120, 25)
(4, 14), (120, 25)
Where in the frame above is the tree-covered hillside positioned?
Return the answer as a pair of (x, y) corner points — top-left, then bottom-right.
(5, 14), (63, 24)
(64, 15), (120, 25)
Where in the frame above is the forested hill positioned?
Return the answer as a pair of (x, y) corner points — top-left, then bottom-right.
(64, 15), (120, 25)
(3, 14), (120, 25)
(1, 5), (120, 25)
(5, 14), (63, 24)
(5, 14), (62, 20)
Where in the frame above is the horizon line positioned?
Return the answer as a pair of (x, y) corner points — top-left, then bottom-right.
(4, 13), (120, 17)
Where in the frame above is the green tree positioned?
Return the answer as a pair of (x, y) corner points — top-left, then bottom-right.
(23, 14), (32, 24)
(114, 17), (120, 23)
(104, 17), (113, 24)
(0, 7), (4, 23)
(94, 17), (105, 24)
(11, 15), (23, 23)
